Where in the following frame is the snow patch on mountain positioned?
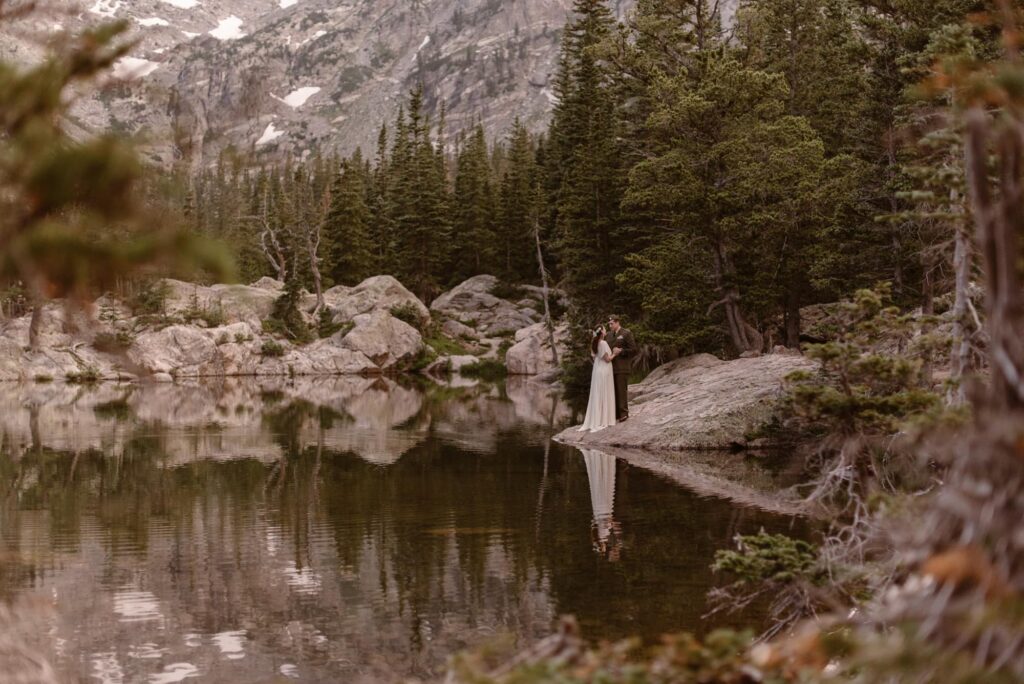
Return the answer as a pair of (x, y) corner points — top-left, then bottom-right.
(210, 16), (245, 40)
(161, 0), (200, 8)
(280, 0), (298, 7)
(138, 18), (171, 27)
(274, 87), (321, 108)
(256, 122), (285, 146)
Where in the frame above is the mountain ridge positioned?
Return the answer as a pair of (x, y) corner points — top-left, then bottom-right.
(4, 0), (640, 168)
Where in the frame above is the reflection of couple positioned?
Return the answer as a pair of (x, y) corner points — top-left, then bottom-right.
(581, 448), (622, 561)
(579, 316), (637, 433)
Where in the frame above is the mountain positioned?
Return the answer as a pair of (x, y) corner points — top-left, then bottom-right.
(4, 0), (635, 168)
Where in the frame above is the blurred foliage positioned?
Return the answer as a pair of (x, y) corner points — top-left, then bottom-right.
(0, 17), (231, 341)
(449, 625), (794, 684)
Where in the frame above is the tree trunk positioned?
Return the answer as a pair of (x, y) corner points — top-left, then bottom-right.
(948, 220), (972, 406)
(306, 226), (324, 316)
(964, 107), (1024, 410)
(785, 288), (801, 349)
(28, 296), (43, 351)
(712, 241), (762, 354)
(534, 219), (559, 368)
(921, 255), (935, 317)
(886, 131), (905, 296)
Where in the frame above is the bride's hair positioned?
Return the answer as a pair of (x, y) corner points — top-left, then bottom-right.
(590, 326), (604, 355)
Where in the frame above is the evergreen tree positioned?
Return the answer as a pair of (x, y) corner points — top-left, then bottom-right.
(450, 123), (497, 282)
(547, 0), (629, 388)
(497, 118), (541, 282)
(324, 149), (375, 286)
(623, 57), (830, 353)
(391, 88), (452, 300)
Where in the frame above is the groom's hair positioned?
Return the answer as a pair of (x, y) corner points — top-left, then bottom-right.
(608, 315), (622, 324)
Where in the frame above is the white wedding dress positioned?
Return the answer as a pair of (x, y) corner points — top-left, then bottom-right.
(579, 340), (616, 432)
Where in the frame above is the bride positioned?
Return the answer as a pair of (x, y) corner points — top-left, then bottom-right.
(579, 326), (618, 432)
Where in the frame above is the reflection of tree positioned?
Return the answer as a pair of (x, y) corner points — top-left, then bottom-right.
(0, 378), (811, 680)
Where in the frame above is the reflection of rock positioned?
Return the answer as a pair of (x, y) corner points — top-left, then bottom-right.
(430, 275), (542, 337)
(339, 310), (424, 372)
(424, 355), (480, 376)
(314, 380), (428, 465)
(505, 376), (573, 426)
(322, 276), (430, 325)
(556, 352), (817, 450)
(506, 322), (569, 376)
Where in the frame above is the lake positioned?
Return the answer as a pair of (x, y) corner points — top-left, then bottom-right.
(0, 377), (805, 683)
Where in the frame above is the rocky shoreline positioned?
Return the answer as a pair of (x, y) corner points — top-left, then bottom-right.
(0, 274), (569, 384)
(555, 352), (817, 451)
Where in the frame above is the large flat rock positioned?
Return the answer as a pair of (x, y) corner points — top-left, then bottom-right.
(556, 352), (817, 450)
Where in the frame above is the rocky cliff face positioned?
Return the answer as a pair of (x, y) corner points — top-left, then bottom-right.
(5, 0), (635, 168)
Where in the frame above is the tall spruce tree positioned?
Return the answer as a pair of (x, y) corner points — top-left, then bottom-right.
(548, 0), (628, 387)
(324, 149), (375, 286)
(497, 118), (540, 283)
(450, 123), (496, 282)
(391, 87), (452, 301)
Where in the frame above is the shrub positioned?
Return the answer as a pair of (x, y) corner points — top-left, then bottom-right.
(389, 303), (424, 331)
(182, 292), (226, 328)
(126, 280), (168, 316)
(33, 374), (53, 383)
(66, 366), (101, 384)
(234, 332), (253, 344)
(497, 337), (515, 358)
(0, 282), (28, 318)
(266, 283), (313, 344)
(260, 339), (285, 357)
(424, 326), (471, 357)
(317, 308), (346, 338)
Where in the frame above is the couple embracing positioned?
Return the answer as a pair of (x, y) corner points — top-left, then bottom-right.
(579, 315), (637, 433)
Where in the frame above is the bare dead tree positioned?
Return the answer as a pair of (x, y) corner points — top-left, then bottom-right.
(248, 184), (288, 282)
(303, 187), (330, 317)
(533, 214), (559, 368)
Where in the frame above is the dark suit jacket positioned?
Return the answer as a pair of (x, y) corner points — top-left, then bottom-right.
(607, 327), (636, 376)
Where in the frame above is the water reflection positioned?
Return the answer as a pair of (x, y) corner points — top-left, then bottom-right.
(0, 378), (804, 683)
(581, 449), (622, 561)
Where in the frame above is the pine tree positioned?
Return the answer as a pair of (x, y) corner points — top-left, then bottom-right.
(547, 0), (628, 388)
(450, 122), (497, 282)
(497, 118), (540, 283)
(623, 56), (830, 354)
(324, 149), (375, 286)
(391, 87), (451, 300)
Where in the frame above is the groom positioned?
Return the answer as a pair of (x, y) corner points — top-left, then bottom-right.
(606, 315), (636, 422)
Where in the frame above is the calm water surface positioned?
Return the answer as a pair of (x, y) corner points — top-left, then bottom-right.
(0, 377), (804, 682)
